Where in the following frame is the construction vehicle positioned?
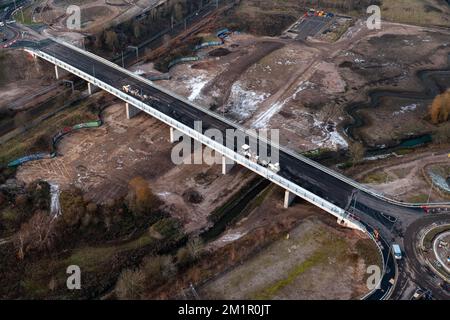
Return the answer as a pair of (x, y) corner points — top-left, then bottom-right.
(240, 144), (281, 173)
(373, 229), (379, 240)
(411, 288), (432, 300)
(122, 84), (151, 102)
(241, 144), (252, 158)
(268, 162), (280, 173)
(122, 85), (131, 93)
(307, 8), (315, 17)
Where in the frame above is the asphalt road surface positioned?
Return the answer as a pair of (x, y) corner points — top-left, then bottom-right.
(32, 39), (447, 299)
(289, 16), (331, 40)
(399, 214), (450, 300)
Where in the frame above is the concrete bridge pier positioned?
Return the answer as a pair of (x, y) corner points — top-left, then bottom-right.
(55, 65), (60, 80)
(87, 82), (95, 95)
(126, 103), (141, 119)
(169, 127), (178, 143)
(221, 155), (235, 175)
(284, 190), (296, 208)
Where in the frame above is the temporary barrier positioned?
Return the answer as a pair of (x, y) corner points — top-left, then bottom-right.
(7, 152), (54, 167)
(194, 40), (223, 51)
(216, 28), (231, 38)
(6, 112), (104, 168)
(168, 56), (200, 69)
(72, 121), (102, 130)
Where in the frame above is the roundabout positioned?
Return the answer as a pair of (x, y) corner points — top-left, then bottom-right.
(402, 214), (450, 299)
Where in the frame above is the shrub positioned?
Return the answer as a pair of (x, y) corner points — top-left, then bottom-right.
(115, 269), (146, 300)
(429, 89), (450, 124)
(141, 255), (176, 288)
(176, 237), (204, 267)
(126, 177), (160, 216)
(60, 188), (86, 228)
(14, 210), (57, 259)
(150, 218), (182, 240)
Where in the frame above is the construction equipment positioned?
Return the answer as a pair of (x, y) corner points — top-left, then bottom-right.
(122, 84), (151, 102)
(373, 229), (380, 240)
(268, 162), (280, 173)
(240, 144), (281, 172)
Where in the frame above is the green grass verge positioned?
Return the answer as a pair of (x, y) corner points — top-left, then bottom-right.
(362, 171), (393, 184)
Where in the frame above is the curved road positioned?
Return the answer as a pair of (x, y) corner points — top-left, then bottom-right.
(397, 214), (450, 300)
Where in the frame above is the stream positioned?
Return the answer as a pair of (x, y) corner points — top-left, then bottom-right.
(200, 177), (271, 242)
(343, 52), (450, 154)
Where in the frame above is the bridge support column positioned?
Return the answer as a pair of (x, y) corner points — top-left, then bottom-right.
(221, 155), (235, 175)
(284, 190), (296, 208)
(55, 65), (60, 80)
(126, 103), (141, 119)
(87, 82), (94, 95)
(169, 127), (177, 143)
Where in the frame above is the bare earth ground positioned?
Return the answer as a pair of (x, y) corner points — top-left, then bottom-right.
(16, 103), (254, 233)
(0, 50), (55, 110)
(137, 21), (450, 153)
(34, 0), (160, 33)
(199, 187), (378, 300)
(348, 149), (450, 203)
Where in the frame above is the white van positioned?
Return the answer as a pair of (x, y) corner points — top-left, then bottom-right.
(392, 244), (402, 260)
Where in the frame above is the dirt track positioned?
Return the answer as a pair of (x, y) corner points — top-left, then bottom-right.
(202, 39), (286, 107)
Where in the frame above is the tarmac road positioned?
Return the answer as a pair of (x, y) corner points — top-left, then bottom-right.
(289, 16), (331, 40)
(0, 0), (27, 48)
(399, 214), (450, 300)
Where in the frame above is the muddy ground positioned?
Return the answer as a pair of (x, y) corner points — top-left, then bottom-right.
(30, 0), (159, 32)
(0, 50), (56, 111)
(347, 147), (450, 203)
(16, 103), (255, 233)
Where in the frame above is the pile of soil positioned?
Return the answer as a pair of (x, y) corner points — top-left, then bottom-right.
(182, 188), (204, 204)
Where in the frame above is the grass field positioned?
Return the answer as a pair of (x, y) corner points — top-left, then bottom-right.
(362, 171), (393, 184)
(0, 100), (96, 165)
(381, 0), (450, 27)
(13, 5), (37, 25)
(200, 217), (380, 300)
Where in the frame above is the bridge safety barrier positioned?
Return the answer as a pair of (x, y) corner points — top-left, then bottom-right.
(168, 56), (200, 69)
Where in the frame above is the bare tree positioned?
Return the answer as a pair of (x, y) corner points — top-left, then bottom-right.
(104, 30), (119, 52)
(115, 269), (146, 300)
(15, 210), (57, 259)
